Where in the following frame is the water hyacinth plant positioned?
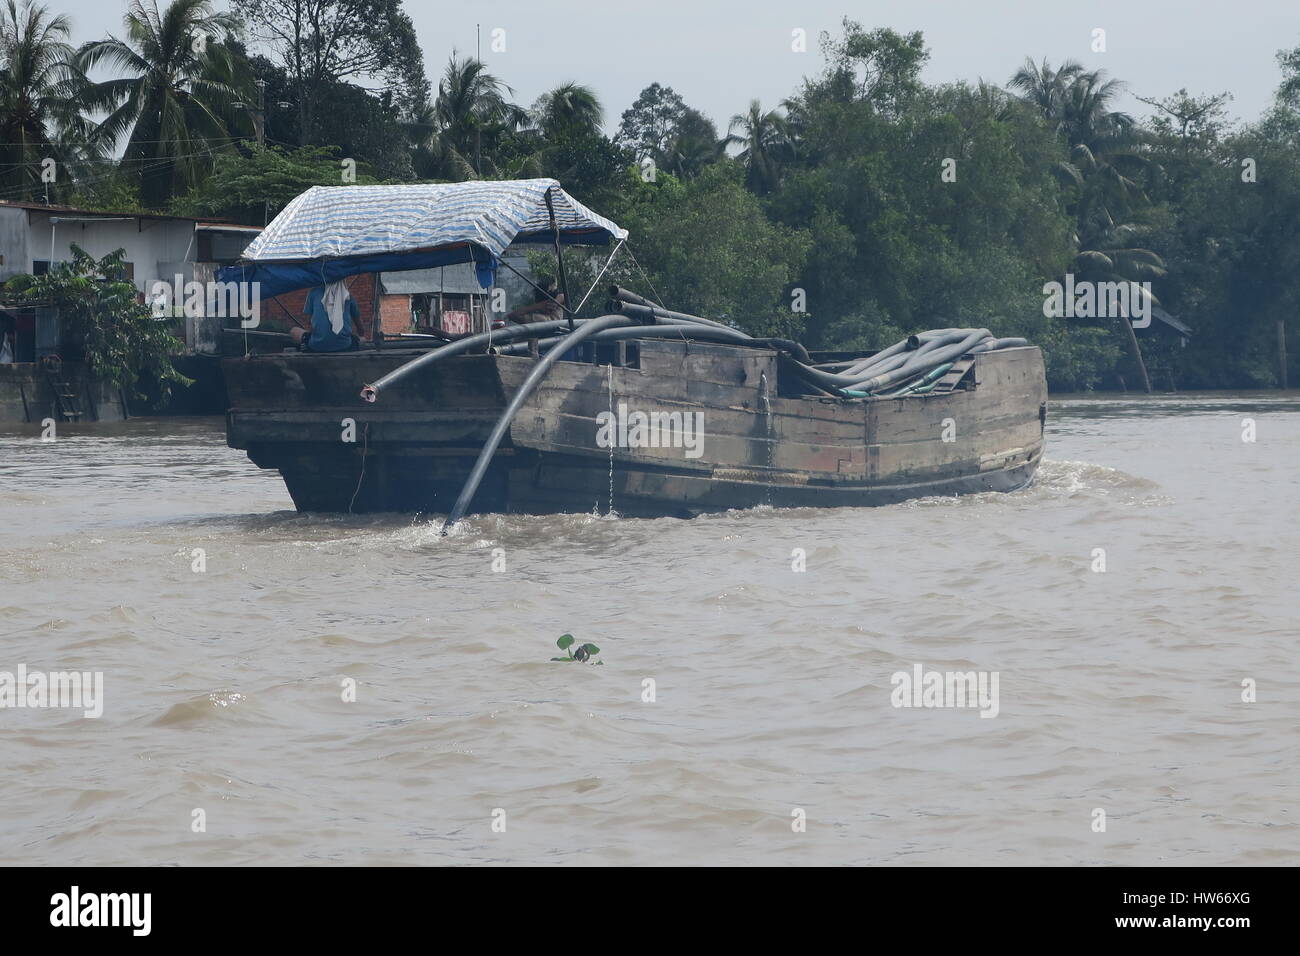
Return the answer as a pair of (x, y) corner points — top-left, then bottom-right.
(551, 634), (602, 664)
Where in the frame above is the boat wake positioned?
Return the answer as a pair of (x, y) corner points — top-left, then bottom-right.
(1032, 458), (1164, 497)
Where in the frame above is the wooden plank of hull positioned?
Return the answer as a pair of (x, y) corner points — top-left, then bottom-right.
(223, 340), (1047, 515)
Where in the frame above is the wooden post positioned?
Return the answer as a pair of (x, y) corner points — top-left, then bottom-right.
(1278, 319), (1289, 389)
(1120, 317), (1152, 394)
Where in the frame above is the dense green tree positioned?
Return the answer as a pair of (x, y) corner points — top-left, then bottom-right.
(615, 82), (722, 180)
(1142, 93), (1300, 388)
(76, 0), (254, 207)
(169, 142), (379, 224)
(414, 54), (527, 179)
(658, 107), (721, 179)
(768, 26), (1077, 371)
(6, 245), (188, 401)
(725, 99), (793, 194)
(609, 163), (810, 337)
(615, 82), (687, 158)
(232, 0), (426, 145)
(531, 82), (603, 140)
(811, 19), (928, 117)
(0, 0), (93, 202)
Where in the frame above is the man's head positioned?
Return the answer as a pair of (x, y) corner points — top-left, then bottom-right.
(534, 275), (557, 302)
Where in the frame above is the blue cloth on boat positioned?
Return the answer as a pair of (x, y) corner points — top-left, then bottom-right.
(304, 286), (358, 352)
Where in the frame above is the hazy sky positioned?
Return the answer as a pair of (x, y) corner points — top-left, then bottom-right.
(59, 0), (1300, 132)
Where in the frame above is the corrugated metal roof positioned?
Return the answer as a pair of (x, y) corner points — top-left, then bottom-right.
(0, 199), (260, 229)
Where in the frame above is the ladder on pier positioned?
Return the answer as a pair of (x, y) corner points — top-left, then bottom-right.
(45, 369), (84, 421)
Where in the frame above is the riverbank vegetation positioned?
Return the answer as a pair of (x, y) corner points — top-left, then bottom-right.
(3, 1), (1297, 390)
(4, 246), (189, 399)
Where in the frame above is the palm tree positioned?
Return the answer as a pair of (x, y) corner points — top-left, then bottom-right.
(419, 54), (526, 179)
(76, 0), (252, 208)
(0, 0), (91, 201)
(657, 106), (722, 179)
(725, 99), (793, 194)
(1012, 58), (1162, 391)
(1009, 58), (1086, 135)
(531, 81), (602, 139)
(660, 129), (723, 179)
(1012, 59), (1150, 218)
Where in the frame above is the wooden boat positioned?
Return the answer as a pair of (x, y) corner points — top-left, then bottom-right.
(219, 181), (1047, 520)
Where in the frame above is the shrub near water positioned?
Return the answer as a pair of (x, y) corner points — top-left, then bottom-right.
(6, 244), (190, 405)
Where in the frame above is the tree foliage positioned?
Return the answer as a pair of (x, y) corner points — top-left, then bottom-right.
(0, 0), (93, 201)
(610, 163), (811, 337)
(76, 0), (254, 207)
(169, 141), (378, 223)
(6, 245), (189, 401)
(232, 0), (426, 143)
(3, 7), (1298, 392)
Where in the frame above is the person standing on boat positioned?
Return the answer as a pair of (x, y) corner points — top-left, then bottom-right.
(291, 279), (360, 351)
(503, 276), (565, 325)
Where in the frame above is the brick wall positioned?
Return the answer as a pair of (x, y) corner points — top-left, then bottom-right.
(379, 294), (412, 335)
(263, 274), (402, 338)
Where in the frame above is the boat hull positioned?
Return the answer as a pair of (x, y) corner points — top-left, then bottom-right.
(224, 339), (1047, 517)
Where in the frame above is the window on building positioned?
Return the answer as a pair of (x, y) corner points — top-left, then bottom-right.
(34, 260), (135, 281)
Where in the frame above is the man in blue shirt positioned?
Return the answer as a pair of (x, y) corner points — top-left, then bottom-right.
(290, 281), (360, 352)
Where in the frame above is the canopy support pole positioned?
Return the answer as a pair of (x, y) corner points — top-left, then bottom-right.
(545, 188), (573, 331)
(574, 239), (625, 313)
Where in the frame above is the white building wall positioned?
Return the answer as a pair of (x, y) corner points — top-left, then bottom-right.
(20, 213), (197, 292)
(0, 207), (261, 355)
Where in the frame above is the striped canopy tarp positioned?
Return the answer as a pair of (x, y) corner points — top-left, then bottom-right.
(218, 179), (626, 299)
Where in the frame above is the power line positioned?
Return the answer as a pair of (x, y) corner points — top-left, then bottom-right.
(0, 134), (249, 147)
(0, 151), (218, 202)
(0, 149), (244, 169)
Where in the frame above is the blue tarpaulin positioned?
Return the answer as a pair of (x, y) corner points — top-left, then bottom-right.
(216, 179), (626, 300)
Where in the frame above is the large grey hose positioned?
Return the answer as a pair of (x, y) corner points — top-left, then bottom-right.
(441, 314), (630, 532)
(803, 328), (994, 392)
(607, 299), (739, 332)
(493, 322), (743, 355)
(838, 329), (968, 378)
(494, 320), (811, 363)
(361, 318), (605, 402)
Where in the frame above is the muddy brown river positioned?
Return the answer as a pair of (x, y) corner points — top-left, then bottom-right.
(1, 393), (1297, 865)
